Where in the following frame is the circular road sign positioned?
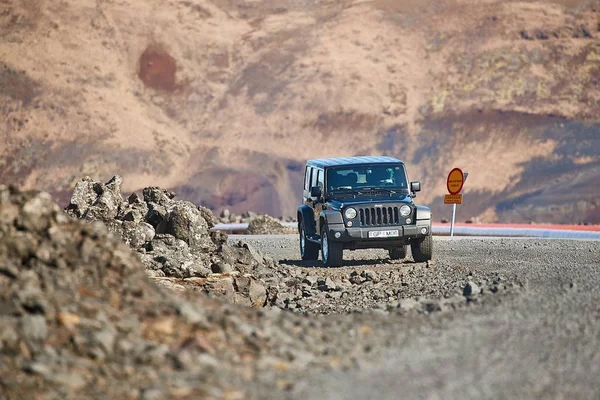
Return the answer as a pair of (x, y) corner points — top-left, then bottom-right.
(447, 167), (464, 195)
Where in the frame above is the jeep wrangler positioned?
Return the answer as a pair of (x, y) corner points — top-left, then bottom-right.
(297, 156), (432, 267)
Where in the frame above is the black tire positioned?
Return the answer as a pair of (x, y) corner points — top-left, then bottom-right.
(321, 224), (343, 267)
(411, 232), (433, 262)
(389, 245), (407, 260)
(299, 220), (319, 261)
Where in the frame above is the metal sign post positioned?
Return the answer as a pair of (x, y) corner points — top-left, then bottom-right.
(445, 169), (467, 238)
(450, 203), (457, 237)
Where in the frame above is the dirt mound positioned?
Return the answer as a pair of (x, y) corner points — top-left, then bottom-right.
(247, 214), (297, 235)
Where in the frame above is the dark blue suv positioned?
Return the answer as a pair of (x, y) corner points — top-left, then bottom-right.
(297, 156), (433, 267)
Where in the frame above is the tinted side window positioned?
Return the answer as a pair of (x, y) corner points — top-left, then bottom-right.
(304, 166), (312, 190)
(317, 169), (324, 189)
(311, 168), (318, 188)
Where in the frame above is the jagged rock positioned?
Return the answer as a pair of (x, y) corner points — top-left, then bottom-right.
(210, 230), (228, 247)
(65, 177), (100, 218)
(168, 201), (214, 251)
(119, 221), (155, 249)
(242, 241), (264, 264)
(142, 187), (175, 206)
(198, 205), (217, 228)
(232, 276), (267, 308)
(128, 192), (141, 204)
(146, 203), (169, 233)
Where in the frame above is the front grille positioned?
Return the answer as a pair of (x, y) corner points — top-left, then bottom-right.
(358, 206), (401, 226)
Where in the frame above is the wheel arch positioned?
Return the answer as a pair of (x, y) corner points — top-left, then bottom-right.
(298, 205), (316, 234)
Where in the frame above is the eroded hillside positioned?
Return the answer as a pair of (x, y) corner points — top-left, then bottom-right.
(1, 0), (599, 222)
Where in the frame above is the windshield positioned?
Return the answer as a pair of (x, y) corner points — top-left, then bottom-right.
(326, 164), (408, 192)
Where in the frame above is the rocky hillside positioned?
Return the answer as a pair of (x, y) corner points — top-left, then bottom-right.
(1, 0), (599, 223)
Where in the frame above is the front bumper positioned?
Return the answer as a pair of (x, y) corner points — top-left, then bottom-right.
(327, 220), (431, 244)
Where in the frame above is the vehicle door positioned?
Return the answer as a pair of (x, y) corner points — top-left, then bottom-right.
(302, 166), (316, 226)
(313, 168), (325, 233)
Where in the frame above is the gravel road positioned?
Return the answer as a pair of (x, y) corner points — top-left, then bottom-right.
(232, 235), (600, 399)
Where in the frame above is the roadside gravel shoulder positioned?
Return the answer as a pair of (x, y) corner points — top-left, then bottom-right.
(232, 235), (600, 399)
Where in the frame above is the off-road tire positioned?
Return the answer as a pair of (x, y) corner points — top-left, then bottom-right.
(321, 224), (343, 267)
(389, 245), (407, 260)
(411, 232), (433, 262)
(299, 220), (319, 261)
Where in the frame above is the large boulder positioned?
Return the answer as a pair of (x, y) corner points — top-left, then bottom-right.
(64, 177), (100, 218)
(167, 201), (215, 251)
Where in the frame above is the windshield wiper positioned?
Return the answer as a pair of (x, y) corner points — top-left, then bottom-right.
(358, 187), (397, 194)
(331, 186), (360, 194)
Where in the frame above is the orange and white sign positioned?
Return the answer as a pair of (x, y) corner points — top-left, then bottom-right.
(444, 194), (463, 204)
(447, 168), (465, 195)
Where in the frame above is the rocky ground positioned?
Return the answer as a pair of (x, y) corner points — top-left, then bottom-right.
(1, 178), (599, 399)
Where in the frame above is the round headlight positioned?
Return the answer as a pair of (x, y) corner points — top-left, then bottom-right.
(400, 205), (411, 217)
(344, 207), (357, 219)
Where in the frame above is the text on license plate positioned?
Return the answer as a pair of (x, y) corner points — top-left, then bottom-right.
(368, 230), (399, 238)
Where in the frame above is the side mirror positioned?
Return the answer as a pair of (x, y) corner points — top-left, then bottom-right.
(310, 186), (322, 199)
(410, 181), (421, 193)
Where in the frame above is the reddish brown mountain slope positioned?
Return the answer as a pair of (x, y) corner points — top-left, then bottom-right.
(1, 0), (599, 222)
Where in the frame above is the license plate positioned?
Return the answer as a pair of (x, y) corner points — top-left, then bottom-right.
(368, 230), (399, 238)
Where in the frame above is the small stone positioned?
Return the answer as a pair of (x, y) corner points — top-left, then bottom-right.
(419, 299), (443, 313)
(249, 280), (267, 308)
(21, 315), (48, 342)
(361, 270), (378, 282)
(302, 275), (319, 286)
(242, 242), (265, 264)
(93, 327), (116, 356)
(463, 281), (480, 297)
(211, 262), (233, 274)
(323, 277), (337, 291)
(397, 298), (418, 311)
(23, 362), (52, 377)
(58, 312), (80, 327)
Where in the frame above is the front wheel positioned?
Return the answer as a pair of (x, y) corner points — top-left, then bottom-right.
(411, 232), (433, 262)
(300, 220), (319, 261)
(321, 224), (343, 267)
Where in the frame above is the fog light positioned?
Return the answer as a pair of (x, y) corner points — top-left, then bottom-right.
(335, 232), (342, 239)
(421, 227), (428, 234)
(406, 218), (411, 224)
(347, 221), (353, 227)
